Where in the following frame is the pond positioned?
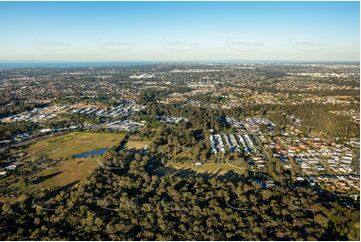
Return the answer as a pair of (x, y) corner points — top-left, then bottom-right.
(74, 148), (107, 158)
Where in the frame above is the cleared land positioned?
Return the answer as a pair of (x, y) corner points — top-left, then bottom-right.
(25, 132), (125, 160)
(35, 157), (100, 188)
(0, 132), (125, 202)
(170, 161), (247, 175)
(126, 140), (150, 150)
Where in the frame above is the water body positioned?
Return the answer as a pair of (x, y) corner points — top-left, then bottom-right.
(74, 148), (107, 158)
(0, 61), (160, 69)
(253, 179), (264, 187)
(1, 60), (357, 69)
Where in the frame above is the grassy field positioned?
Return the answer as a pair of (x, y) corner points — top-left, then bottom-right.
(0, 157), (98, 202)
(170, 161), (248, 175)
(35, 157), (100, 188)
(25, 132), (125, 161)
(126, 140), (150, 150)
(0, 132), (125, 203)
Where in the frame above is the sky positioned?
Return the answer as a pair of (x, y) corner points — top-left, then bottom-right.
(0, 1), (359, 62)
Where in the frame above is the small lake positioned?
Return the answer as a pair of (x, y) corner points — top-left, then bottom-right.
(74, 148), (107, 158)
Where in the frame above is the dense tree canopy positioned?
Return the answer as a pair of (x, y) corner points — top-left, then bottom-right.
(0, 149), (359, 240)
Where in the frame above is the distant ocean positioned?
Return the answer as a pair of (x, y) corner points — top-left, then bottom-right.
(0, 61), (160, 69)
(0, 60), (358, 69)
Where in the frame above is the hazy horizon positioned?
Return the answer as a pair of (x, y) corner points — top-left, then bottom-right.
(0, 59), (359, 69)
(0, 1), (359, 62)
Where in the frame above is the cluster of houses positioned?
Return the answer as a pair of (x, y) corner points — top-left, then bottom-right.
(1, 100), (145, 124)
(69, 102), (145, 119)
(299, 174), (359, 193)
(289, 142), (357, 192)
(257, 124), (359, 191)
(250, 155), (268, 169)
(157, 115), (188, 124)
(209, 117), (277, 170)
(1, 102), (147, 151)
(129, 73), (155, 79)
(39, 125), (79, 134)
(1, 126), (81, 149)
(226, 117), (244, 129)
(226, 117), (276, 169)
(14, 133), (31, 142)
(209, 116), (359, 192)
(243, 117), (276, 132)
(226, 117), (276, 132)
(266, 130), (356, 175)
(1, 99), (146, 149)
(0, 163), (17, 177)
(330, 109), (360, 124)
(1, 106), (66, 123)
(105, 120), (146, 131)
(209, 133), (267, 169)
(210, 133), (256, 154)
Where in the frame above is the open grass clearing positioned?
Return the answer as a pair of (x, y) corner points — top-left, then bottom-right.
(25, 132), (125, 161)
(35, 157), (99, 188)
(126, 140), (150, 150)
(170, 161), (247, 175)
(0, 132), (125, 202)
(0, 156), (101, 202)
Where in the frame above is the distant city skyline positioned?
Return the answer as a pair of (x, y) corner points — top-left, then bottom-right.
(0, 1), (359, 62)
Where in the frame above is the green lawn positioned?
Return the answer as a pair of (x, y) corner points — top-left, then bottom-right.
(25, 132), (125, 161)
(0, 132), (125, 202)
(170, 161), (247, 175)
(36, 157), (100, 188)
(126, 140), (150, 150)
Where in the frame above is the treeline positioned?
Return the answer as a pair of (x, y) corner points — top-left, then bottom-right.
(139, 86), (192, 103)
(45, 113), (103, 128)
(236, 103), (359, 139)
(142, 102), (359, 139)
(149, 122), (209, 162)
(0, 101), (47, 119)
(0, 121), (36, 141)
(142, 103), (229, 131)
(0, 150), (359, 240)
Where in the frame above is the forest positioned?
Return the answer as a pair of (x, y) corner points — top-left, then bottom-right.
(0, 148), (359, 240)
(142, 101), (360, 139)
